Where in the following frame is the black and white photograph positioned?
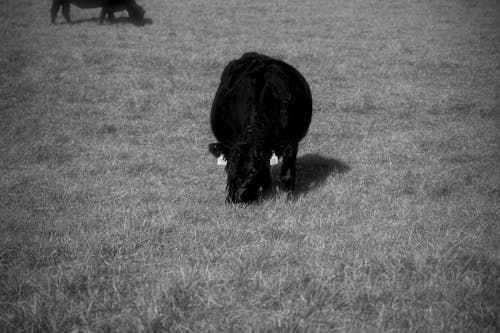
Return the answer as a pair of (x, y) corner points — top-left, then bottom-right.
(1, 0), (499, 331)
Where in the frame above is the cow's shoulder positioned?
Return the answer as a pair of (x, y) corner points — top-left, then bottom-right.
(219, 57), (254, 89)
(218, 53), (276, 89)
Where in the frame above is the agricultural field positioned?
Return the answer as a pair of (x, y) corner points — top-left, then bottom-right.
(1, 0), (499, 331)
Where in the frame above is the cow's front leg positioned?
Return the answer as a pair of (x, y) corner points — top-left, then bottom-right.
(61, 1), (71, 24)
(280, 142), (298, 192)
(261, 165), (271, 192)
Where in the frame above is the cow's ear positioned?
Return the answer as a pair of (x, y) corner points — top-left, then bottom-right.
(208, 143), (228, 158)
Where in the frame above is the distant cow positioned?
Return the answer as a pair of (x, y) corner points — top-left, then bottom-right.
(209, 52), (312, 203)
(51, 0), (145, 24)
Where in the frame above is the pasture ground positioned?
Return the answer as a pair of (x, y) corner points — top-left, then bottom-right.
(1, 0), (499, 331)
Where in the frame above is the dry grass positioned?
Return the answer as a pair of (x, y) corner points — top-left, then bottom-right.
(1, 0), (499, 331)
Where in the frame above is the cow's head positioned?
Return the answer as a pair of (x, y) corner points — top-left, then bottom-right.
(209, 141), (267, 204)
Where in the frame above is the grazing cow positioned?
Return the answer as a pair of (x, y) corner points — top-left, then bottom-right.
(51, 0), (145, 24)
(208, 52), (312, 203)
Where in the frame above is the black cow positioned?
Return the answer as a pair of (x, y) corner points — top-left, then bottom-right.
(51, 0), (145, 24)
(209, 52), (312, 203)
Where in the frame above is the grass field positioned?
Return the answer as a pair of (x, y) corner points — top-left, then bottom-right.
(1, 0), (499, 331)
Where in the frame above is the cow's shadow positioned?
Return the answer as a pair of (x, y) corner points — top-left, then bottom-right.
(268, 153), (350, 198)
(70, 17), (152, 26)
(295, 153), (350, 194)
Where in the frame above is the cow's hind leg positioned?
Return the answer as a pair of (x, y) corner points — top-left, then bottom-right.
(280, 142), (298, 192)
(99, 8), (107, 24)
(61, 1), (71, 24)
(50, 0), (61, 24)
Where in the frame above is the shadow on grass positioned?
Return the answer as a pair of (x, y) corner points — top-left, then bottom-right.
(295, 153), (350, 195)
(267, 153), (350, 199)
(69, 17), (153, 26)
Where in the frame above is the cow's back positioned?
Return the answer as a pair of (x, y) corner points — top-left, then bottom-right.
(70, 0), (133, 9)
(210, 53), (312, 147)
(70, 0), (102, 8)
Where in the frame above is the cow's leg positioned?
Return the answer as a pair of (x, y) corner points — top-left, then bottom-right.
(107, 11), (115, 20)
(50, 0), (61, 24)
(261, 165), (271, 191)
(280, 142), (298, 192)
(99, 8), (107, 24)
(61, 1), (71, 24)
